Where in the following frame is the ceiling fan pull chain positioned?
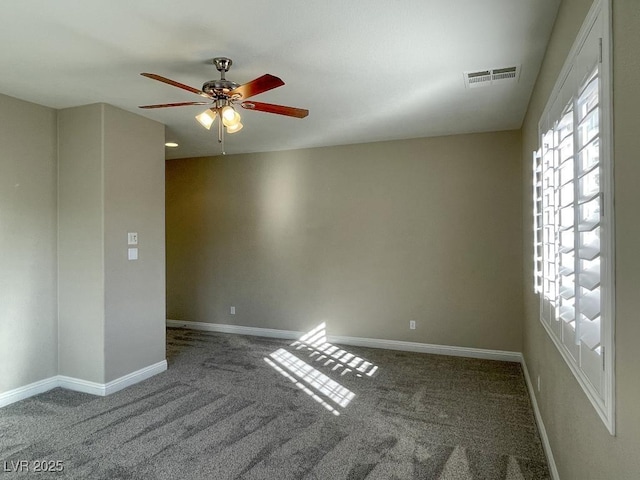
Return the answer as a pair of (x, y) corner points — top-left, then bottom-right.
(218, 113), (226, 155)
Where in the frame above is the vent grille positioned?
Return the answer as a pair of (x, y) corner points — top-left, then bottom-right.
(464, 65), (520, 88)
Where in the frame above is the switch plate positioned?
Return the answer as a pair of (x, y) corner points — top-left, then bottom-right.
(230, 306), (235, 315)
(128, 232), (138, 245)
(409, 320), (416, 330)
(128, 248), (138, 260)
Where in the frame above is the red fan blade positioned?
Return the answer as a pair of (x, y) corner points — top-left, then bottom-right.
(241, 101), (309, 118)
(139, 101), (211, 109)
(228, 74), (284, 100)
(141, 73), (212, 98)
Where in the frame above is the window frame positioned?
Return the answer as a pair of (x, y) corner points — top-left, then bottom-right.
(534, 0), (615, 435)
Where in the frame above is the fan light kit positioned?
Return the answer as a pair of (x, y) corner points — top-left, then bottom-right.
(139, 57), (308, 154)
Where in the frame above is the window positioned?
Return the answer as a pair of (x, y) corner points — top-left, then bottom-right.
(533, 0), (614, 434)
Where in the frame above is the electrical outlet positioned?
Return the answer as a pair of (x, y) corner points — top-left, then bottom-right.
(537, 375), (541, 392)
(409, 320), (416, 330)
(230, 306), (235, 315)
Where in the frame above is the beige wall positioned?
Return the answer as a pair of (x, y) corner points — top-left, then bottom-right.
(167, 131), (523, 351)
(0, 94), (58, 393)
(521, 0), (640, 478)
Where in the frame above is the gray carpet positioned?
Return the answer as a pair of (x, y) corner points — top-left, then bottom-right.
(0, 328), (550, 479)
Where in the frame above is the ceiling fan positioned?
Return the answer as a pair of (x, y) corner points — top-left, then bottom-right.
(139, 57), (309, 151)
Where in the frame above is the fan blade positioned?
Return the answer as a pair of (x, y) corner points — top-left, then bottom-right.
(241, 101), (309, 118)
(139, 101), (211, 109)
(228, 74), (284, 100)
(141, 73), (212, 98)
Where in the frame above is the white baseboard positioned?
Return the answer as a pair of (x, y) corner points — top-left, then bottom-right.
(521, 358), (560, 480)
(58, 360), (168, 396)
(104, 360), (167, 396)
(57, 375), (106, 396)
(328, 334), (523, 363)
(0, 360), (168, 408)
(167, 319), (522, 363)
(0, 377), (59, 408)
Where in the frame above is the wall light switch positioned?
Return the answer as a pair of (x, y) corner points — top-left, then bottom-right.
(230, 306), (235, 315)
(128, 248), (138, 260)
(128, 232), (138, 245)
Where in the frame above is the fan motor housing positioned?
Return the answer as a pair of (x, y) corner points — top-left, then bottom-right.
(202, 79), (240, 96)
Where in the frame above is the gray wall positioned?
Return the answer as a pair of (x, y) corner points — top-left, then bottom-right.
(58, 104), (106, 383)
(103, 105), (166, 382)
(166, 131), (523, 351)
(0, 94), (58, 393)
(521, 0), (640, 478)
(57, 103), (166, 385)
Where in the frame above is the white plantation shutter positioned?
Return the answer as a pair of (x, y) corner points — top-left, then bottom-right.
(533, 149), (542, 295)
(534, 0), (614, 434)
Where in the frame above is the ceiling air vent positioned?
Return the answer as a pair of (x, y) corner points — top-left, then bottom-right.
(463, 65), (520, 88)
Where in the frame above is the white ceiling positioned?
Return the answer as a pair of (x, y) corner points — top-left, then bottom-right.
(0, 0), (560, 159)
